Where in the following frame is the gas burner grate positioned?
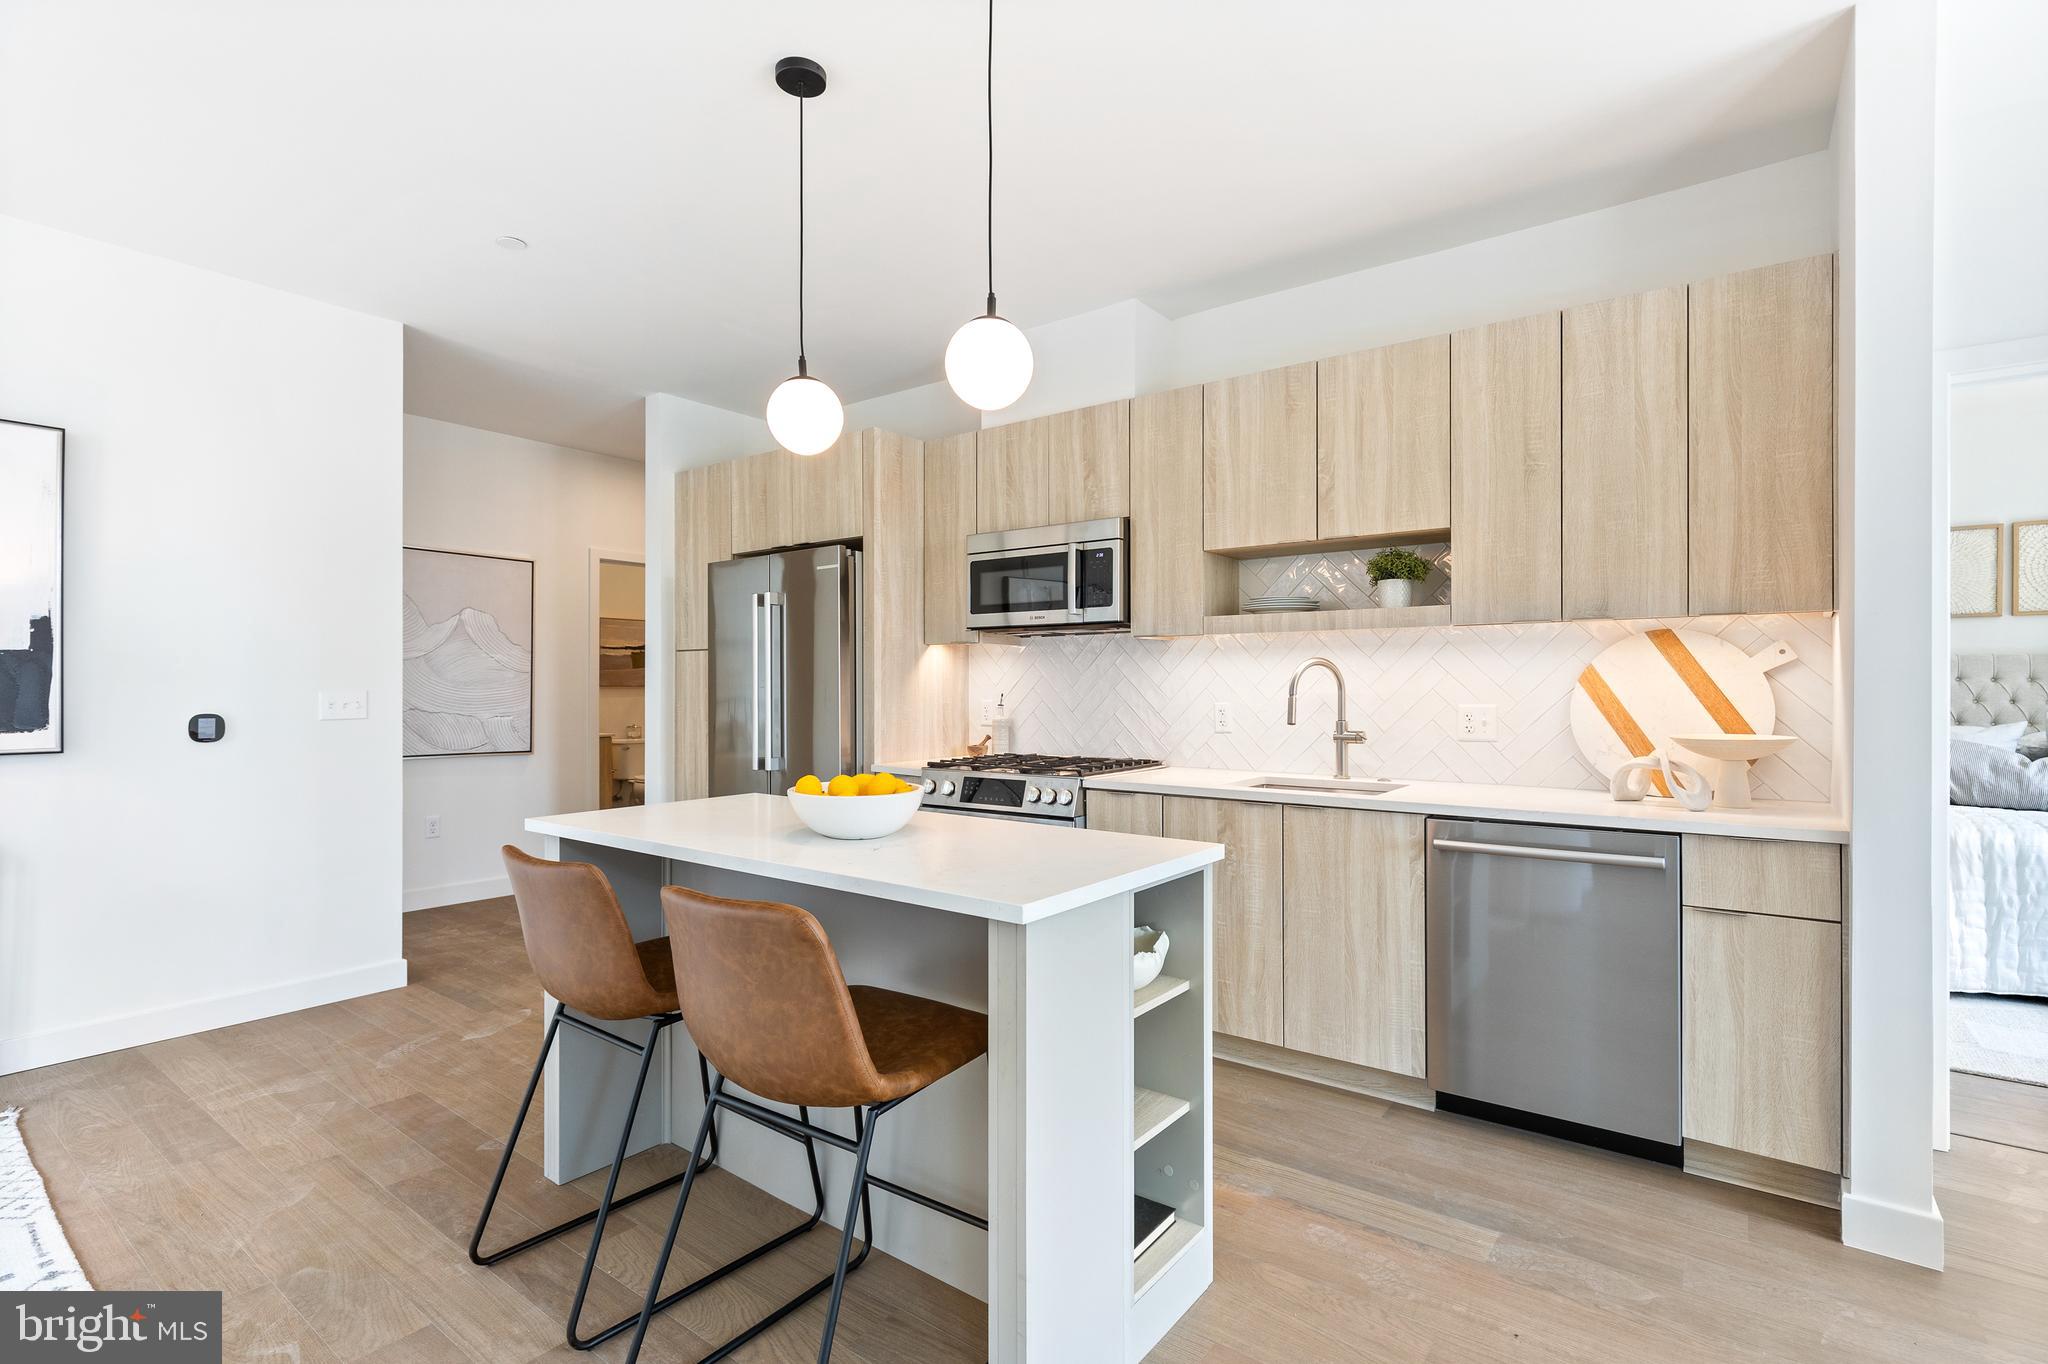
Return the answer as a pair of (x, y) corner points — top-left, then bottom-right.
(925, 753), (1162, 777)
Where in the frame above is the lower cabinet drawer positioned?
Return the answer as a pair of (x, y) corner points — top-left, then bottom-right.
(1682, 906), (1842, 1172)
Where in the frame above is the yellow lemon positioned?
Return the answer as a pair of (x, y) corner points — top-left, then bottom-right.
(826, 774), (860, 797)
(794, 774), (824, 796)
(857, 773), (895, 795)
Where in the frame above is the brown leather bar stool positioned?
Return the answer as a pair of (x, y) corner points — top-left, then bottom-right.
(473, 847), (829, 1353)
(623, 886), (990, 1364)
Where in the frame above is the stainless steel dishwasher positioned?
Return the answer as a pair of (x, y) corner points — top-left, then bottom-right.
(1426, 818), (1682, 1163)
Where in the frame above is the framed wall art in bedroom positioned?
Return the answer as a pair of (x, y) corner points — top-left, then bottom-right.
(0, 418), (64, 756)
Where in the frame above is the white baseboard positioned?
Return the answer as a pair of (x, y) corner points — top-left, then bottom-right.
(1841, 1190), (1946, 1269)
(0, 957), (410, 1077)
(404, 875), (512, 912)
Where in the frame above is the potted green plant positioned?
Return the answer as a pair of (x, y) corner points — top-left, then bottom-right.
(1366, 548), (1431, 608)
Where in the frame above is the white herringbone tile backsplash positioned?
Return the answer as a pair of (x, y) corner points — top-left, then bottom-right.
(964, 615), (1836, 802)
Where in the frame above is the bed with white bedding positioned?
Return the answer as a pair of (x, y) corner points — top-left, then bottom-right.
(1950, 653), (2048, 997)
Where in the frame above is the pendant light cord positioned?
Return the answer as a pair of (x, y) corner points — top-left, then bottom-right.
(985, 0), (996, 315)
(798, 89), (808, 374)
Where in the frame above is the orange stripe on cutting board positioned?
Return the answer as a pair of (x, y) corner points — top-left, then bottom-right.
(1647, 628), (1754, 734)
(1578, 664), (1670, 798)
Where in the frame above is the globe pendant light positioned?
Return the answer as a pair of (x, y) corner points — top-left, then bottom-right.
(766, 57), (844, 456)
(945, 0), (1033, 411)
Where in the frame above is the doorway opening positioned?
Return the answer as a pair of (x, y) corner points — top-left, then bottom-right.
(594, 554), (647, 809)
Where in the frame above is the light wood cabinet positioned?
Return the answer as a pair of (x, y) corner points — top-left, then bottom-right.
(976, 402), (1129, 532)
(730, 434), (864, 554)
(1688, 254), (1835, 615)
(729, 448), (788, 555)
(1086, 790), (1164, 837)
(1683, 906), (1842, 1173)
(1450, 312), (1562, 624)
(1317, 336), (1451, 541)
(1164, 796), (1283, 1045)
(674, 650), (709, 801)
(1204, 363), (1317, 553)
(1562, 288), (1687, 619)
(1047, 400), (1130, 524)
(1131, 386), (1236, 637)
(1280, 806), (1427, 1077)
(674, 460), (732, 651)
(976, 417), (1054, 533)
(1681, 836), (1841, 923)
(922, 431), (978, 645)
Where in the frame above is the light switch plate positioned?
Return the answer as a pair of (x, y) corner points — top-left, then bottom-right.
(319, 690), (368, 721)
(1456, 704), (1498, 741)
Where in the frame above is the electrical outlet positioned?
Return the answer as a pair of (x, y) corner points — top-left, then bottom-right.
(1212, 702), (1234, 734)
(423, 815), (441, 840)
(978, 698), (994, 725)
(318, 689), (367, 721)
(1456, 704), (1498, 741)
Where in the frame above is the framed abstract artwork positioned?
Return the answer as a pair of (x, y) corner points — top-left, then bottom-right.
(1950, 523), (2002, 618)
(0, 419), (64, 755)
(403, 547), (534, 757)
(2015, 519), (2048, 616)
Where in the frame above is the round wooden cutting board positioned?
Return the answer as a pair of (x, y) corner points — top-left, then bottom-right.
(1570, 628), (1797, 782)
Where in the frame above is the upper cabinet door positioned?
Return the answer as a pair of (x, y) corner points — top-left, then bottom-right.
(1131, 386), (1235, 637)
(675, 460), (733, 651)
(1204, 362), (1317, 553)
(1317, 336), (1451, 541)
(793, 431), (865, 546)
(730, 448), (792, 555)
(922, 431), (978, 645)
(1045, 400), (1130, 525)
(1688, 255), (1835, 615)
(1562, 288), (1688, 619)
(1451, 312), (1563, 624)
(976, 417), (1054, 532)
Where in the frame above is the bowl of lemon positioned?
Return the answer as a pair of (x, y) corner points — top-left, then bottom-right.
(786, 771), (924, 840)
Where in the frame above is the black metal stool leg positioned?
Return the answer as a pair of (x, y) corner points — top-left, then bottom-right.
(471, 1005), (688, 1266)
(815, 1104), (879, 1364)
(564, 1014), (674, 1344)
(622, 1075), (725, 1364)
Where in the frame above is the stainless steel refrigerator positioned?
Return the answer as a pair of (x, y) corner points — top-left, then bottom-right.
(707, 545), (861, 796)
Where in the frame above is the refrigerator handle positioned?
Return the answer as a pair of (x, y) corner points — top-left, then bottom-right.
(751, 591), (788, 772)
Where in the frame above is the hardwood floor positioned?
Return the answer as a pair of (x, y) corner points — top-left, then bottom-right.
(4, 899), (2044, 1363)
(1950, 1070), (2048, 1154)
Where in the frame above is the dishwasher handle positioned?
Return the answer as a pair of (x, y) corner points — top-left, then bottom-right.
(1430, 836), (1668, 871)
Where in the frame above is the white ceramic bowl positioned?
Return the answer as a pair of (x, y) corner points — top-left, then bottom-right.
(786, 788), (923, 841)
(1132, 926), (1171, 990)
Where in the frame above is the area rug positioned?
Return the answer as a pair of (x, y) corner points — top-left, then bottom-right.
(0, 1108), (91, 1291)
(1950, 994), (2048, 1087)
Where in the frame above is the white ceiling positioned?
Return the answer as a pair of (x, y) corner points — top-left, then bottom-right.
(0, 2), (1852, 458)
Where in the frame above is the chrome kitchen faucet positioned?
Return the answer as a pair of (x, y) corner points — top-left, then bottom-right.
(1286, 657), (1368, 779)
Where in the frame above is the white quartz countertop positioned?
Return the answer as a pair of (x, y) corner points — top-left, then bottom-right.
(1081, 766), (1850, 843)
(527, 794), (1223, 924)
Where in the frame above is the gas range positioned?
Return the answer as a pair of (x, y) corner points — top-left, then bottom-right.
(915, 754), (1162, 825)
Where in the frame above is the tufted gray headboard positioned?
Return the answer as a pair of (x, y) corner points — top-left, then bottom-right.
(1952, 653), (2048, 747)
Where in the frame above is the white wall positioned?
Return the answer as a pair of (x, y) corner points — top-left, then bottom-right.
(402, 415), (642, 908)
(1949, 372), (2048, 652)
(0, 215), (405, 1074)
(1836, 0), (1945, 1269)
(1166, 152), (1838, 386)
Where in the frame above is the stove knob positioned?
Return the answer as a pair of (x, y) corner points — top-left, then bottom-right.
(921, 778), (938, 794)
(937, 780), (956, 796)
(1056, 789), (1074, 806)
(1024, 786), (1042, 803)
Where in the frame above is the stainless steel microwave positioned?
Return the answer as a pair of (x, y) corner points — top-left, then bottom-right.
(964, 517), (1128, 632)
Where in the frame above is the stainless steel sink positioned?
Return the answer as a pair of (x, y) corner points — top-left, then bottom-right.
(1243, 778), (1406, 796)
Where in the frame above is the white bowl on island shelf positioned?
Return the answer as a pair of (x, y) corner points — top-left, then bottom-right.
(1132, 926), (1171, 990)
(1667, 734), (1798, 810)
(786, 788), (923, 840)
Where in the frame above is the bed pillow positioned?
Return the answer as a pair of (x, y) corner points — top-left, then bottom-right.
(1951, 738), (2048, 810)
(1952, 721), (2029, 751)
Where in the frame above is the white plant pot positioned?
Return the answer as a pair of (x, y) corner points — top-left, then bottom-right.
(1377, 579), (1415, 608)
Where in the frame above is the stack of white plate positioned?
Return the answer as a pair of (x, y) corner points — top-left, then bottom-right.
(1245, 595), (1321, 614)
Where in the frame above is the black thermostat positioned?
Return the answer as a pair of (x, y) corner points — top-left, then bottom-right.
(188, 714), (226, 743)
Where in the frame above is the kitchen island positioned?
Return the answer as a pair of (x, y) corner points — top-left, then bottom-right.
(524, 794), (1223, 1363)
